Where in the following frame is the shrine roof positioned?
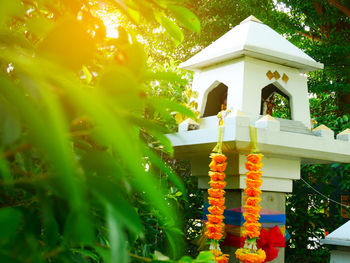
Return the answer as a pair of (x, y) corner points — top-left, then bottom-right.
(320, 221), (350, 247)
(180, 15), (323, 72)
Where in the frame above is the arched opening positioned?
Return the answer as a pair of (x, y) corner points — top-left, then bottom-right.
(260, 83), (291, 120)
(203, 83), (228, 117)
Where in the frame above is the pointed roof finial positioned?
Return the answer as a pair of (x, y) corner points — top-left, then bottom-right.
(240, 15), (263, 24)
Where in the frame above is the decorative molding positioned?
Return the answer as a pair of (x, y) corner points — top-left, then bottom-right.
(273, 70), (281, 80)
(282, 73), (289, 83)
(266, 70), (274, 80)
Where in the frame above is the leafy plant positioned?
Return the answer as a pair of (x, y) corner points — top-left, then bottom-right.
(0, 0), (208, 262)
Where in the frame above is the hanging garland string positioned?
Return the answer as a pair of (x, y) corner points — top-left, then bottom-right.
(205, 110), (230, 263)
(235, 126), (266, 263)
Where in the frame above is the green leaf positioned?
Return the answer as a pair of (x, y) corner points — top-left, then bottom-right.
(0, 0), (24, 21)
(26, 17), (54, 39)
(64, 211), (94, 245)
(164, 227), (184, 259)
(39, 18), (96, 70)
(148, 97), (195, 119)
(82, 65), (92, 84)
(106, 204), (129, 263)
(87, 176), (144, 236)
(169, 6), (200, 34)
(71, 249), (100, 261)
(93, 246), (110, 263)
(1, 112), (20, 145)
(143, 146), (186, 195)
(125, 7), (140, 24)
(81, 150), (123, 178)
(195, 251), (215, 261)
(0, 208), (22, 240)
(156, 15), (184, 44)
(145, 71), (187, 85)
(122, 40), (147, 77)
(97, 65), (144, 109)
(154, 250), (170, 261)
(0, 155), (12, 184)
(178, 255), (193, 263)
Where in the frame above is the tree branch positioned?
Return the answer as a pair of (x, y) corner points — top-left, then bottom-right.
(129, 253), (153, 262)
(299, 31), (321, 42)
(3, 144), (31, 158)
(328, 0), (350, 17)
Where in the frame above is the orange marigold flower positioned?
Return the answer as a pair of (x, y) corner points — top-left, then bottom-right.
(242, 229), (260, 239)
(208, 188), (225, 198)
(243, 212), (260, 223)
(246, 171), (262, 180)
(212, 250), (229, 263)
(206, 222), (224, 233)
(208, 197), (226, 206)
(209, 160), (228, 172)
(212, 250), (221, 257)
(245, 161), (263, 171)
(235, 248), (266, 263)
(244, 187), (262, 197)
(215, 254), (229, 263)
(245, 178), (262, 188)
(209, 180), (227, 189)
(206, 230), (223, 240)
(210, 153), (227, 163)
(246, 153), (263, 164)
(245, 197), (261, 206)
(243, 222), (261, 232)
(209, 171), (226, 181)
(244, 205), (261, 214)
(207, 214), (224, 224)
(208, 205), (225, 215)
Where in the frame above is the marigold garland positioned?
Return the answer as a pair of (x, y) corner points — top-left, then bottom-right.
(235, 248), (266, 263)
(236, 153), (266, 263)
(205, 153), (229, 263)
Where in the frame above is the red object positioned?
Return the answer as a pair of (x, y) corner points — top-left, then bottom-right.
(221, 234), (246, 248)
(257, 226), (285, 262)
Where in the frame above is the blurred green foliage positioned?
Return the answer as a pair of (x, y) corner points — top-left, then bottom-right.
(0, 0), (210, 262)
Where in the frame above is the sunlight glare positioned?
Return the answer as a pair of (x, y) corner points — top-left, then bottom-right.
(94, 5), (121, 38)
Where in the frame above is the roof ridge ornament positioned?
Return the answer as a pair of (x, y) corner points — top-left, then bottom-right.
(240, 15), (263, 24)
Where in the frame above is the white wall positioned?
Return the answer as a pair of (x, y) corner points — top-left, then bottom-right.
(192, 56), (311, 129)
(243, 57), (311, 129)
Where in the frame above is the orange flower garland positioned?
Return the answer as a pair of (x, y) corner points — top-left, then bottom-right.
(235, 153), (266, 263)
(206, 153), (229, 263)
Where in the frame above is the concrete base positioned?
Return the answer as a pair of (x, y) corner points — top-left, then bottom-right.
(204, 190), (286, 263)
